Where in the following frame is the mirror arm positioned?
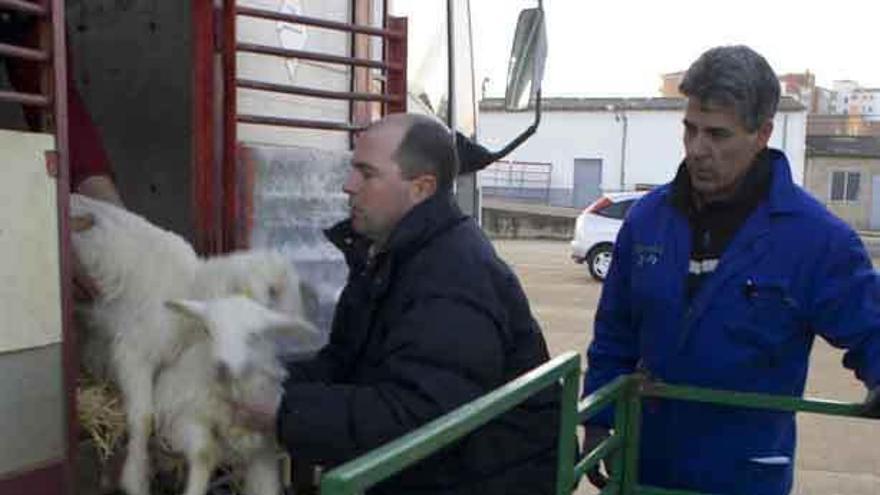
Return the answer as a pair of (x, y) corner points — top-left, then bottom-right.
(489, 88), (542, 162)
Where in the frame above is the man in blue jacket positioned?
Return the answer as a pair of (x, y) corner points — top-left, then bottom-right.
(237, 113), (559, 494)
(582, 45), (880, 495)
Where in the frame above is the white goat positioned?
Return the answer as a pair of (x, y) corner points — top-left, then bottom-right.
(158, 296), (317, 495)
(70, 194), (310, 495)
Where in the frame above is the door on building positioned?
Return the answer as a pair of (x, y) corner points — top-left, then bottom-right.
(572, 158), (602, 208)
(870, 175), (880, 230)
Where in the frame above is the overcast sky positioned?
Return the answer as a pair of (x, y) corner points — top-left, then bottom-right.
(471, 0), (880, 98)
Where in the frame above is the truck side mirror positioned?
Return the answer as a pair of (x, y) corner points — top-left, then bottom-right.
(504, 7), (547, 111)
(457, 4), (547, 175)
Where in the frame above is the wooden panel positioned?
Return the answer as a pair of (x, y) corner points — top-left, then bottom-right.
(0, 130), (60, 354)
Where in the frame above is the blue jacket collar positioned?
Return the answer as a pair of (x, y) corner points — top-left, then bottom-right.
(662, 148), (800, 216)
(764, 148), (801, 215)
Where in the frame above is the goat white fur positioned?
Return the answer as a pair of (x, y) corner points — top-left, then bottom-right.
(159, 296), (317, 495)
(70, 194), (309, 495)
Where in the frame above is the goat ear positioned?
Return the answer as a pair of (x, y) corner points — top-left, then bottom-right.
(165, 299), (209, 322)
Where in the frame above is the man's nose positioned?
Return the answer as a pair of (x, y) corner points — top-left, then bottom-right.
(342, 170), (359, 195)
(688, 132), (711, 157)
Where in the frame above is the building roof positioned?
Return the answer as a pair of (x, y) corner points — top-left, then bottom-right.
(479, 96), (806, 113)
(806, 135), (880, 158)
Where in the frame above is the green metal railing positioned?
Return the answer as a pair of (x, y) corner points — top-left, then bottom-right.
(577, 374), (874, 495)
(319, 351), (582, 495)
(318, 352), (874, 495)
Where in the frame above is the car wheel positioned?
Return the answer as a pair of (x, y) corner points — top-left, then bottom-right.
(587, 244), (613, 282)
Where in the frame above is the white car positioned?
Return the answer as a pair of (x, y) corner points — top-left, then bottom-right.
(570, 191), (646, 281)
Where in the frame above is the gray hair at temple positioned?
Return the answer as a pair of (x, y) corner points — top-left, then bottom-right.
(679, 45), (780, 133)
(392, 114), (458, 192)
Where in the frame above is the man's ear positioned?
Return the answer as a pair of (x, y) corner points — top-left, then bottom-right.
(755, 119), (773, 149)
(409, 174), (437, 202)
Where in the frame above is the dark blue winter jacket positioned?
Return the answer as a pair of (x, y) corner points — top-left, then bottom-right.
(584, 149), (880, 495)
(278, 192), (559, 494)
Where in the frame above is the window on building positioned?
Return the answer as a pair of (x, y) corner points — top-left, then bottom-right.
(830, 170), (861, 202)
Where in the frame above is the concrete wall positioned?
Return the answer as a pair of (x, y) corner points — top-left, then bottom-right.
(804, 155), (880, 230)
(481, 207), (574, 240)
(478, 106), (807, 201)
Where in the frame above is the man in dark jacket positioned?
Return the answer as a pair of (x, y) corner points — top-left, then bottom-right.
(237, 113), (559, 494)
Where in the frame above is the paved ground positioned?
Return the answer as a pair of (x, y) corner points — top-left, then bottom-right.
(493, 239), (880, 495)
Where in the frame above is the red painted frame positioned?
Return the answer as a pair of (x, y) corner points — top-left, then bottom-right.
(0, 0), (74, 492)
(191, 0), (221, 255)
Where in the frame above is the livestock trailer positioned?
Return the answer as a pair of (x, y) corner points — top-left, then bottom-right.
(0, 0), (545, 492)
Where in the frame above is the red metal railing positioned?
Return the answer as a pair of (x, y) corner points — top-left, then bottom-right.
(0, 0), (52, 114)
(227, 3), (407, 134)
(213, 0), (408, 253)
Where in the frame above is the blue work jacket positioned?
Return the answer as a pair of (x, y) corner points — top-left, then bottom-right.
(584, 149), (880, 494)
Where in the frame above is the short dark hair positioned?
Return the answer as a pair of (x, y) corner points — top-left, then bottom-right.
(392, 115), (458, 192)
(679, 45), (780, 132)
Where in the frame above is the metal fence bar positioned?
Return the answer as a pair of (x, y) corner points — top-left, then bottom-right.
(644, 382), (867, 418)
(236, 78), (400, 103)
(610, 384), (631, 491)
(0, 42), (49, 61)
(237, 42), (400, 71)
(236, 5), (402, 39)
(621, 380), (643, 494)
(0, 0), (47, 16)
(555, 362), (581, 495)
(320, 352), (581, 495)
(578, 375), (631, 422)
(0, 90), (50, 106)
(238, 114), (365, 132)
(574, 434), (622, 481)
(576, 374), (874, 495)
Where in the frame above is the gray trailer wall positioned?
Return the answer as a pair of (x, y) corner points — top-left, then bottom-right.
(0, 345), (64, 476)
(67, 0), (194, 241)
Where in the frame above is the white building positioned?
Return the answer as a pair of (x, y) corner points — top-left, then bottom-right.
(478, 97), (807, 208)
(832, 81), (880, 120)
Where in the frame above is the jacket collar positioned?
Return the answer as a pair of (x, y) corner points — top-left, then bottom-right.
(665, 148), (800, 216)
(324, 192), (465, 269)
(763, 148), (801, 215)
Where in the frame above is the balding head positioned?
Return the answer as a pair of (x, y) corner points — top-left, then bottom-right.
(364, 113), (458, 192)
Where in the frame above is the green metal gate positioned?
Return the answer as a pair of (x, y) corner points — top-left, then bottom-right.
(318, 351), (875, 495)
